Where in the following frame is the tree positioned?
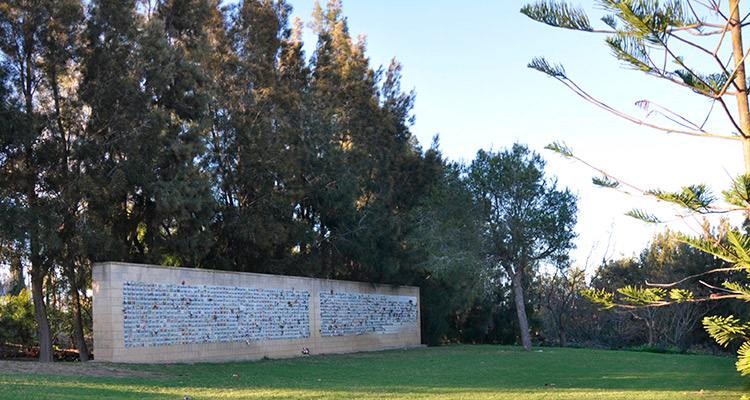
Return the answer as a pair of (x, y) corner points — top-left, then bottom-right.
(522, 0), (750, 172)
(522, 0), (750, 376)
(406, 147), (488, 345)
(80, 0), (216, 267)
(0, 0), (84, 362)
(468, 144), (578, 350)
(533, 265), (587, 347)
(206, 0), (303, 273)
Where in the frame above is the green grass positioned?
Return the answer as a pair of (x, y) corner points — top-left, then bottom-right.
(1, 345), (747, 399)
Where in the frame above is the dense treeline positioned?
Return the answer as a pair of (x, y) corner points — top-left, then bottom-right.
(0, 0), (460, 361)
(1, 0), (734, 363)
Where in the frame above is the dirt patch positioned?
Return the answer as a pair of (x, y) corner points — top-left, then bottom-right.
(0, 360), (162, 378)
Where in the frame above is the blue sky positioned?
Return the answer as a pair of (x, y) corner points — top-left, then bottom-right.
(289, 0), (746, 268)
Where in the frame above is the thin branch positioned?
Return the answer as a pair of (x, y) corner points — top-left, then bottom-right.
(552, 75), (739, 140)
(637, 100), (715, 131)
(645, 265), (750, 288)
(610, 293), (746, 310)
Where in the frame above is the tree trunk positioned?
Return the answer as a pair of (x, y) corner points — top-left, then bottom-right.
(31, 261), (54, 362)
(511, 273), (533, 351)
(729, 0), (750, 173)
(70, 287), (90, 362)
(558, 324), (568, 348)
(9, 255), (25, 296)
(647, 321), (655, 347)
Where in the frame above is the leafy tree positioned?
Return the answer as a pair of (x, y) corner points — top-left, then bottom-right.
(80, 0), (216, 267)
(289, 0), (440, 283)
(0, 0), (84, 362)
(467, 144), (578, 350)
(206, 0), (305, 274)
(587, 230), (722, 349)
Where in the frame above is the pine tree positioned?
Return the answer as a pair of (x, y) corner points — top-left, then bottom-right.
(523, 0), (750, 375)
(206, 0), (302, 273)
(80, 0), (216, 267)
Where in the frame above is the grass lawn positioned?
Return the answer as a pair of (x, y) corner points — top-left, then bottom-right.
(0, 345), (747, 399)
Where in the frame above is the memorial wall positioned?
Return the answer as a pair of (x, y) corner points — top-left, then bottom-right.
(92, 262), (421, 363)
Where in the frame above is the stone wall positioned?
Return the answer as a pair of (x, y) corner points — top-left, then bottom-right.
(92, 262), (420, 363)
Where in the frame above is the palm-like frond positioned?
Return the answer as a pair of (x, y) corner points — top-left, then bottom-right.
(674, 70), (729, 96)
(618, 285), (667, 305)
(723, 282), (750, 300)
(605, 33), (652, 72)
(593, 175), (621, 189)
(582, 288), (616, 310)
(544, 141), (574, 158)
(598, 0), (695, 43)
(668, 288), (694, 301)
(736, 342), (750, 376)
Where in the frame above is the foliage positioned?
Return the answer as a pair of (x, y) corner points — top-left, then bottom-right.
(523, 0), (750, 379)
(0, 290), (37, 350)
(583, 230), (728, 349)
(0, 0), (447, 359)
(532, 265), (587, 347)
(405, 150), (489, 345)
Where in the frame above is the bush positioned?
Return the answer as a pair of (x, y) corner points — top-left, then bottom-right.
(0, 289), (37, 351)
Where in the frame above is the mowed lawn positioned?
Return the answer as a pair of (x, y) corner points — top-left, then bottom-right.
(0, 345), (747, 399)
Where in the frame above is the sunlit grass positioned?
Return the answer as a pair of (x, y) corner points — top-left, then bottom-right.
(1, 345), (747, 399)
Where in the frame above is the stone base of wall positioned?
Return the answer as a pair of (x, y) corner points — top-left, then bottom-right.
(92, 262), (421, 363)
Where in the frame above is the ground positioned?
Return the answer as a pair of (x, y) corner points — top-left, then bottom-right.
(0, 359), (158, 378)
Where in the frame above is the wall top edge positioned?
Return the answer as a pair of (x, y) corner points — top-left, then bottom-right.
(93, 261), (419, 292)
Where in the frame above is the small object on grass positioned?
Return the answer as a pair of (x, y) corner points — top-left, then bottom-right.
(184, 396), (192, 400)
(233, 374), (240, 377)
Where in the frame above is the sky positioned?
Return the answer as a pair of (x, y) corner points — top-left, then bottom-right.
(288, 0), (747, 269)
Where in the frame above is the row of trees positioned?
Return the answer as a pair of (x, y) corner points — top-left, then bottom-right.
(0, 0), (581, 361)
(0, 0), (448, 361)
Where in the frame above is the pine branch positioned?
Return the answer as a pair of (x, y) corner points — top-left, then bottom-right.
(647, 184), (716, 212)
(521, 1), (593, 31)
(703, 315), (750, 347)
(626, 209), (662, 223)
(592, 175), (621, 189)
(528, 61), (738, 140)
(736, 342), (750, 376)
(527, 57), (566, 78)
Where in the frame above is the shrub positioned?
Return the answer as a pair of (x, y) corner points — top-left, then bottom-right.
(0, 289), (37, 351)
